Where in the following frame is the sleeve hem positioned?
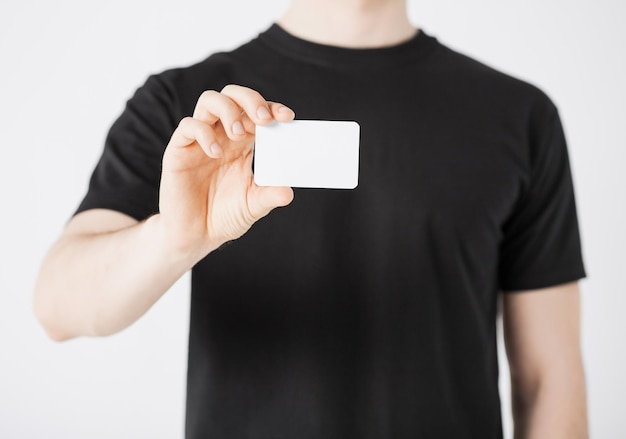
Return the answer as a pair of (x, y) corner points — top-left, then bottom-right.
(74, 192), (158, 222)
(500, 264), (586, 292)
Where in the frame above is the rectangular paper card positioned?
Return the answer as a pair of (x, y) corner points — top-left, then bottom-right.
(254, 120), (360, 189)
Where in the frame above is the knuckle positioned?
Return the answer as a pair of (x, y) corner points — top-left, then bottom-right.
(220, 84), (239, 94)
(198, 90), (219, 104)
(221, 84), (265, 104)
(178, 116), (194, 127)
(220, 84), (238, 94)
(245, 89), (265, 103)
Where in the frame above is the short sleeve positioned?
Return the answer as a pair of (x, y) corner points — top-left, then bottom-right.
(75, 74), (179, 221)
(499, 98), (586, 291)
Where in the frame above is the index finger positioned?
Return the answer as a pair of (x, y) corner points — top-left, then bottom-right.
(220, 84), (294, 126)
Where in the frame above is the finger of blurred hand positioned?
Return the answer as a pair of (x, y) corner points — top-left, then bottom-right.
(169, 117), (222, 158)
(268, 102), (295, 121)
(221, 85), (296, 130)
(219, 84), (276, 126)
(192, 90), (247, 141)
(240, 101), (296, 134)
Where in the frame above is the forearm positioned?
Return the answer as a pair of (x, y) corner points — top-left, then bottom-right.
(512, 364), (588, 439)
(34, 214), (200, 340)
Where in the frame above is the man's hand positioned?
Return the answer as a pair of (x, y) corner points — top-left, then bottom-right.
(158, 84), (295, 262)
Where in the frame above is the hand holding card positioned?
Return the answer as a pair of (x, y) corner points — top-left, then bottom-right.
(254, 120), (360, 189)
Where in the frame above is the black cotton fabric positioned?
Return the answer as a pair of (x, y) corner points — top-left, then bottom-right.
(76, 24), (586, 439)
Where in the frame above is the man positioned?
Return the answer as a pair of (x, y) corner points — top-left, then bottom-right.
(34, 0), (588, 437)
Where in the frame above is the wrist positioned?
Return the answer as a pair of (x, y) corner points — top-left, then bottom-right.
(142, 214), (221, 269)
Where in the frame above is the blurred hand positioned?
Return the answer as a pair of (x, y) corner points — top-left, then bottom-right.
(159, 84), (295, 260)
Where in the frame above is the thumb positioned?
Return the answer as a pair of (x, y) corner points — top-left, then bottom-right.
(248, 185), (294, 220)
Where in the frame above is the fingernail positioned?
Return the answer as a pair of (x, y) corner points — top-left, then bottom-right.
(210, 143), (221, 156)
(232, 121), (245, 135)
(278, 106), (292, 113)
(257, 106), (271, 120)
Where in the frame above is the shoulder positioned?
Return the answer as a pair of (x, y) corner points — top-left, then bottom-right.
(152, 35), (266, 94)
(140, 34), (269, 117)
(428, 37), (557, 117)
(139, 52), (235, 116)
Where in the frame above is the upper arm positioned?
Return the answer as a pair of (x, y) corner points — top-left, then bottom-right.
(503, 282), (588, 437)
(503, 281), (583, 383)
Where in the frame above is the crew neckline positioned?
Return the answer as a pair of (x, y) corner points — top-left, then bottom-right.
(257, 23), (438, 70)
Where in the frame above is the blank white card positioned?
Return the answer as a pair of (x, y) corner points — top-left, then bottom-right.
(254, 120), (360, 189)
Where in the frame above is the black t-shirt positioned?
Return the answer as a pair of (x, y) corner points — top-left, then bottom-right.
(77, 25), (586, 439)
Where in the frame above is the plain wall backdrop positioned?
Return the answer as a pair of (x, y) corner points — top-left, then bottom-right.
(1, 0), (624, 437)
